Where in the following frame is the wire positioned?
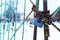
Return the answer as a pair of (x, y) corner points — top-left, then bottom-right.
(51, 23), (60, 31)
(30, 0), (34, 5)
(26, 0), (36, 20)
(26, 11), (32, 20)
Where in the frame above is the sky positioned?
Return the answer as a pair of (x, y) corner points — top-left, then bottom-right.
(0, 0), (60, 40)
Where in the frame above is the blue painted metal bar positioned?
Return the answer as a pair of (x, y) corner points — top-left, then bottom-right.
(0, 0), (2, 40)
(51, 7), (60, 16)
(14, 0), (18, 40)
(8, 23), (10, 40)
(7, 0), (12, 40)
(51, 7), (60, 22)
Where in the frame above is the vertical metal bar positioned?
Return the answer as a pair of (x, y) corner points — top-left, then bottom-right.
(8, 11), (10, 40)
(3, 0), (6, 40)
(3, 24), (5, 40)
(0, 18), (2, 40)
(0, 0), (2, 40)
(8, 23), (10, 40)
(43, 0), (49, 40)
(43, 0), (47, 11)
(0, 25), (1, 40)
(0, 21), (1, 40)
(14, 0), (18, 40)
(7, 0), (11, 40)
(33, 26), (37, 40)
(36, 0), (39, 11)
(22, 0), (26, 40)
(14, 1), (16, 40)
(33, 0), (39, 40)
(44, 24), (49, 40)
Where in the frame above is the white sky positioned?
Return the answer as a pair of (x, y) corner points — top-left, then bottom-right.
(0, 0), (60, 40)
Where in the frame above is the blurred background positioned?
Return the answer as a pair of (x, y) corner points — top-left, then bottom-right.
(0, 0), (60, 40)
